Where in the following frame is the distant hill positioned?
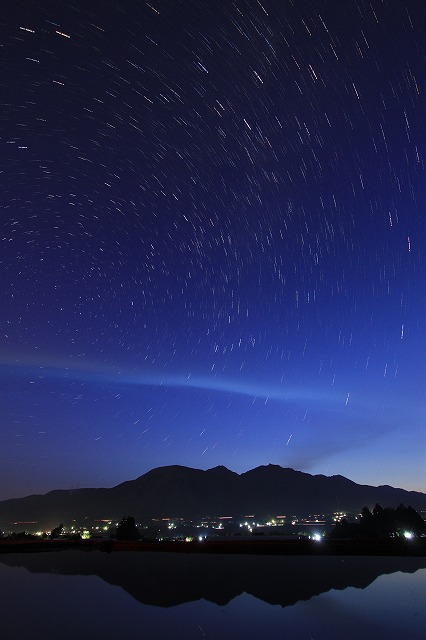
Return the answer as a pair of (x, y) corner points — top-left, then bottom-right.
(0, 464), (425, 530)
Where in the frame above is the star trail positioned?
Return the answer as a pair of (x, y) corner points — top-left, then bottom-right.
(1, 0), (424, 500)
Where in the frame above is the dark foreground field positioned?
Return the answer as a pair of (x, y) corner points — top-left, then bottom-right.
(1, 536), (425, 556)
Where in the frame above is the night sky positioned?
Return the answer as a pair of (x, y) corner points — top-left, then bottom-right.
(1, 0), (425, 501)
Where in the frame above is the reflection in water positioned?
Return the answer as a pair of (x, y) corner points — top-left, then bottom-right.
(1, 552), (425, 638)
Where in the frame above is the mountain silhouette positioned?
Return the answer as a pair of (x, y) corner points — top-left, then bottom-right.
(0, 464), (425, 530)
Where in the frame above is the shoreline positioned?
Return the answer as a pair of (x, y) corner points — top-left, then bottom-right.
(1, 537), (425, 556)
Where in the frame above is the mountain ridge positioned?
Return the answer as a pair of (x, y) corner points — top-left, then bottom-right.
(0, 464), (425, 530)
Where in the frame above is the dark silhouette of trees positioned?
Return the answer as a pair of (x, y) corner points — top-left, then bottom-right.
(116, 516), (140, 541)
(8, 531), (37, 540)
(394, 504), (425, 536)
(50, 524), (64, 539)
(332, 504), (425, 539)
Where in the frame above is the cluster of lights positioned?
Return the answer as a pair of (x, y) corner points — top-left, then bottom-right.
(332, 512), (348, 522)
(239, 520), (258, 533)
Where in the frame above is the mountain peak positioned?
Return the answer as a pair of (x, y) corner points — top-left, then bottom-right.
(208, 465), (234, 473)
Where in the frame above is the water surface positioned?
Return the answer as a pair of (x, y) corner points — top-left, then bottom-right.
(1, 552), (425, 639)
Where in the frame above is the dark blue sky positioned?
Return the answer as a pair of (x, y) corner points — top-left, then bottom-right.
(1, 0), (425, 500)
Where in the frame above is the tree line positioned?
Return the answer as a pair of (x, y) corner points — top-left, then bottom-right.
(332, 504), (425, 539)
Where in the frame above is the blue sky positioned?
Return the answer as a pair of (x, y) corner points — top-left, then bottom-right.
(1, 0), (425, 500)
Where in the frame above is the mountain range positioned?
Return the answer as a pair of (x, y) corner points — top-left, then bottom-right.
(0, 464), (425, 530)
